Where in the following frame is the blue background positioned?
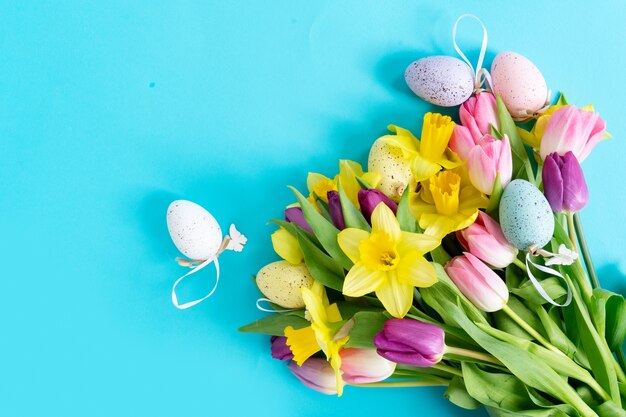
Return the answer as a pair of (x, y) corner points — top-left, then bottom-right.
(2, 1), (625, 416)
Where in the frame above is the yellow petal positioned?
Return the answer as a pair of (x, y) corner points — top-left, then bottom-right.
(378, 125), (420, 159)
(302, 284), (328, 325)
(338, 228), (370, 263)
(362, 171), (382, 189)
(411, 152), (442, 182)
(419, 214), (455, 238)
(339, 160), (365, 207)
(342, 263), (385, 297)
(375, 271), (413, 318)
(271, 227), (303, 264)
(397, 254), (437, 288)
(371, 204), (401, 242)
(285, 326), (321, 366)
(325, 302), (343, 323)
(397, 232), (440, 256)
(329, 346), (346, 397)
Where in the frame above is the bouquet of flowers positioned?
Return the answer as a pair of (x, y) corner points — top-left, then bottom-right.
(239, 16), (625, 417)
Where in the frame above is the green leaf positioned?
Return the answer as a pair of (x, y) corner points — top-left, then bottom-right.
(505, 263), (525, 289)
(396, 186), (417, 232)
(535, 306), (577, 357)
(511, 277), (568, 307)
(295, 229), (345, 291)
(269, 219), (320, 247)
(493, 296), (545, 340)
(556, 93), (569, 106)
(462, 362), (535, 411)
(344, 311), (388, 349)
(313, 195), (333, 222)
(444, 375), (481, 410)
(337, 180), (371, 230)
(592, 401), (626, 417)
(592, 288), (626, 351)
(430, 245), (451, 264)
(355, 175), (373, 189)
(487, 172), (504, 219)
(496, 95), (534, 182)
(490, 124), (504, 139)
(289, 186), (352, 270)
(238, 312), (309, 335)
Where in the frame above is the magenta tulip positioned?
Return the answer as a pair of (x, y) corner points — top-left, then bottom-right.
(467, 134), (513, 194)
(326, 190), (346, 230)
(357, 189), (398, 223)
(288, 358), (338, 395)
(284, 207), (313, 234)
(460, 92), (499, 141)
(445, 253), (509, 312)
(340, 348), (396, 384)
(373, 319), (445, 367)
(542, 151), (589, 213)
(270, 336), (294, 361)
(457, 211), (518, 268)
(539, 105), (606, 162)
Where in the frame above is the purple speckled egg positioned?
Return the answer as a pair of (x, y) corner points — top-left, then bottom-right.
(405, 56), (474, 107)
(491, 51), (548, 120)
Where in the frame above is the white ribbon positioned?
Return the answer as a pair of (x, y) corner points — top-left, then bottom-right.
(171, 256), (220, 309)
(525, 252), (572, 307)
(452, 14), (492, 92)
(255, 298), (300, 313)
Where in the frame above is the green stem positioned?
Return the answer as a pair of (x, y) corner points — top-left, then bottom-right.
(566, 212), (579, 253)
(502, 304), (565, 356)
(617, 349), (626, 375)
(349, 379), (448, 388)
(573, 212), (600, 289)
(432, 363), (463, 378)
(513, 258), (527, 272)
(444, 346), (503, 366)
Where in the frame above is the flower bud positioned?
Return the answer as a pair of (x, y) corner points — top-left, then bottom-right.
(467, 134), (512, 194)
(373, 319), (445, 367)
(339, 348), (396, 384)
(270, 336), (294, 361)
(460, 92), (499, 141)
(539, 105), (606, 162)
(542, 151), (589, 213)
(326, 190), (346, 230)
(284, 207), (313, 234)
(457, 211), (518, 268)
(445, 253), (509, 312)
(288, 358), (339, 395)
(357, 189), (398, 223)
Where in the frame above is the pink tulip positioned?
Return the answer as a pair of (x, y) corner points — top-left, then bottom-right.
(467, 134), (513, 194)
(288, 358), (339, 395)
(539, 105), (606, 162)
(449, 125), (476, 160)
(457, 211), (518, 268)
(460, 92), (499, 141)
(445, 253), (509, 312)
(340, 348), (396, 384)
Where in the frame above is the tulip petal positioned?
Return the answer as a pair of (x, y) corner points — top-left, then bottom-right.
(542, 153), (565, 212)
(371, 203), (401, 242)
(342, 263), (385, 297)
(337, 228), (369, 263)
(376, 271), (413, 318)
(561, 152), (589, 212)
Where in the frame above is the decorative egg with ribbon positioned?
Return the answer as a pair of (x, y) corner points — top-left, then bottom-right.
(499, 179), (555, 251)
(491, 51), (549, 121)
(405, 56), (474, 107)
(256, 261), (315, 309)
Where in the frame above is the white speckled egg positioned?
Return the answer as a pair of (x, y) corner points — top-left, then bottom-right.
(167, 200), (222, 260)
(405, 56), (474, 107)
(491, 51), (548, 119)
(368, 139), (413, 202)
(256, 261), (314, 309)
(499, 180), (554, 250)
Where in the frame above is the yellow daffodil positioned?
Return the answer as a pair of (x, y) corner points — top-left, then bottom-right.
(271, 227), (303, 264)
(337, 204), (440, 318)
(410, 167), (488, 238)
(285, 281), (349, 396)
(306, 160), (381, 208)
(411, 113), (463, 182)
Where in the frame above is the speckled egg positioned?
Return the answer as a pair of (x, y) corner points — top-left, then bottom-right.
(256, 261), (314, 309)
(491, 51), (548, 120)
(405, 56), (474, 107)
(167, 200), (222, 260)
(499, 180), (555, 251)
(368, 139), (413, 202)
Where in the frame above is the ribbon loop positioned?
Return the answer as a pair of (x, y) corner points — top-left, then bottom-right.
(525, 252), (572, 307)
(171, 256), (220, 309)
(452, 14), (489, 92)
(255, 298), (299, 313)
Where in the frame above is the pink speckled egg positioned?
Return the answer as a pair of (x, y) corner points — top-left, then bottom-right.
(491, 51), (548, 120)
(405, 56), (474, 107)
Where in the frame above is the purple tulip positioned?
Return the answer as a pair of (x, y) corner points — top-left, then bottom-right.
(373, 319), (445, 367)
(358, 189), (398, 223)
(284, 207), (313, 234)
(542, 151), (589, 213)
(270, 336), (294, 361)
(288, 358), (338, 395)
(326, 191), (346, 230)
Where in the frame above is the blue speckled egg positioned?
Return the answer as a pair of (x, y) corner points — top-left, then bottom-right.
(405, 56), (474, 107)
(499, 179), (554, 250)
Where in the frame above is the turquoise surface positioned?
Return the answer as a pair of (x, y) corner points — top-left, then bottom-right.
(2, 1), (625, 416)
